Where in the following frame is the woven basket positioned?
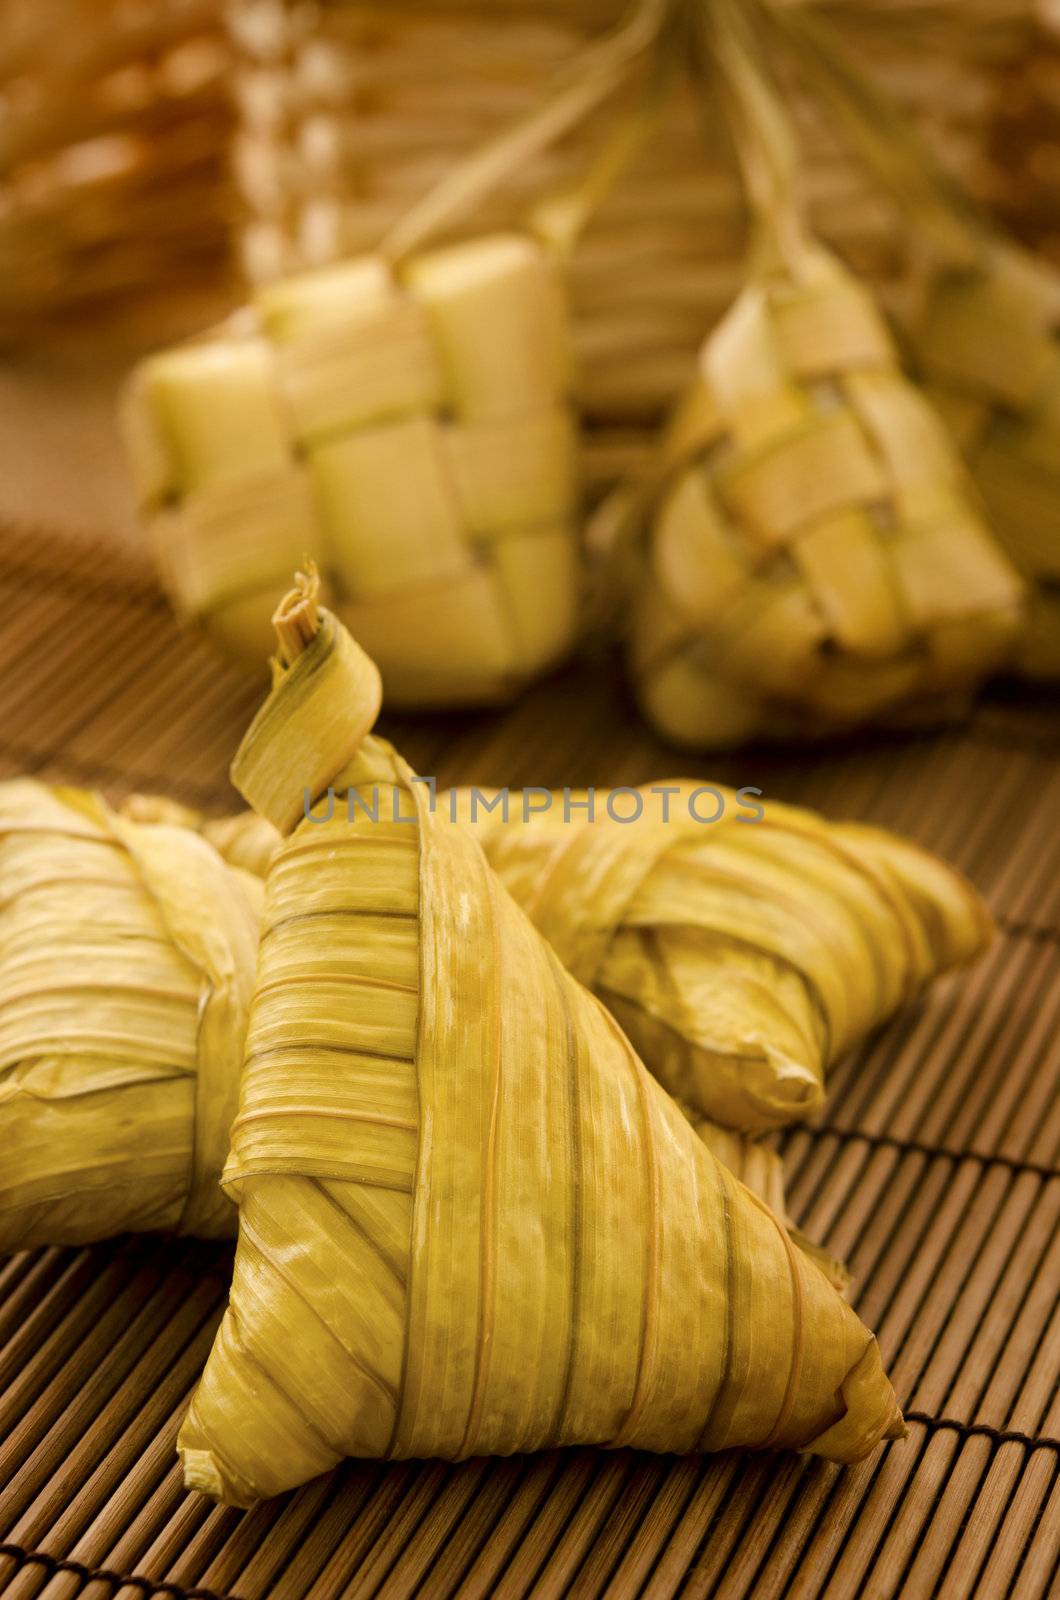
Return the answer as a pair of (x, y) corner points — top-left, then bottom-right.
(229, 0), (1060, 484)
(0, 0), (232, 338)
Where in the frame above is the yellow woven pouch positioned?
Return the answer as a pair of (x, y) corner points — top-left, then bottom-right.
(121, 0), (674, 707)
(601, 0), (1025, 748)
(774, 0), (1060, 682)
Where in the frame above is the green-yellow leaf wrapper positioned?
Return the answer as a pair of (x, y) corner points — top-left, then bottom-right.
(177, 573), (904, 1505)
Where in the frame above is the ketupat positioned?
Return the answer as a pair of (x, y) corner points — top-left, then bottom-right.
(603, 0), (1024, 748)
(452, 783), (992, 1132)
(0, 766), (989, 1258)
(120, 0), (674, 708)
(0, 780), (260, 1251)
(771, 1), (1060, 682)
(169, 781), (993, 1134)
(0, 782), (802, 1256)
(121, 232), (580, 707)
(176, 570), (903, 1505)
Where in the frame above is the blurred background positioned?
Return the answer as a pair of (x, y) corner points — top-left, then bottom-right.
(2, 0), (1059, 548)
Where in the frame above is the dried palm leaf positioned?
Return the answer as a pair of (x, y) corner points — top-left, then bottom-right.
(0, 780), (806, 1257)
(602, 0), (1025, 748)
(451, 782), (992, 1132)
(177, 570), (903, 1505)
(0, 779), (260, 1251)
(123, 793), (281, 880)
(170, 777), (991, 1136)
(772, 1), (1060, 682)
(690, 1113), (849, 1296)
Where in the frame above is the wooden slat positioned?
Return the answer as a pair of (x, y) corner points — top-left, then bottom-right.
(821, 931), (1060, 1165)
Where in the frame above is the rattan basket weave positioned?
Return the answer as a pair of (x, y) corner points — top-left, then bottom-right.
(229, 0), (1060, 481)
(0, 0), (233, 338)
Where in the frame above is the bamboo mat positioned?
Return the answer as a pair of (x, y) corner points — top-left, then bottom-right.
(0, 519), (1058, 1600)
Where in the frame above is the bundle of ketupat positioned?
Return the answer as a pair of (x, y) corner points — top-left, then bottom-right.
(0, 757), (988, 1266)
(175, 569), (904, 1505)
(600, 0), (1025, 749)
(120, 0), (673, 708)
(772, 1), (1060, 683)
(0, 783), (803, 1255)
(135, 776), (993, 1136)
(0, 780), (260, 1251)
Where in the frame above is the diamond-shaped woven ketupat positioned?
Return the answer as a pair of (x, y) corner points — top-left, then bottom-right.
(121, 0), (677, 713)
(613, 0), (1025, 750)
(906, 247), (1060, 684)
(122, 233), (579, 709)
(769, 1), (1060, 687)
(625, 244), (1025, 749)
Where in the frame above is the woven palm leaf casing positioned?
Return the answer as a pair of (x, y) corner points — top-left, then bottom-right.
(690, 1114), (849, 1294)
(617, 244), (1026, 748)
(452, 781), (992, 1133)
(0, 780), (805, 1254)
(0, 779), (260, 1251)
(2, 781), (797, 1253)
(907, 246), (1060, 681)
(176, 575), (903, 1505)
(33, 769), (983, 1261)
(764, 3), (1060, 686)
(121, 231), (579, 706)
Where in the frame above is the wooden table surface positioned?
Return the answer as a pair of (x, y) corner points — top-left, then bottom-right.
(0, 518), (1057, 1600)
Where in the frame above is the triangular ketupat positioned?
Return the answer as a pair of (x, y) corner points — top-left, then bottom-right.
(0, 780), (260, 1251)
(0, 783), (803, 1255)
(0, 772), (987, 1256)
(178, 573), (903, 1505)
(452, 783), (991, 1131)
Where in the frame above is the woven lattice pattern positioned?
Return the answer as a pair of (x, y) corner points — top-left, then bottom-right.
(0, 0), (232, 336)
(623, 247), (1026, 748)
(911, 245), (1060, 681)
(122, 232), (580, 707)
